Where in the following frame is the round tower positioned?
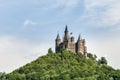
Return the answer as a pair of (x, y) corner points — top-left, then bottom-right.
(76, 34), (84, 54)
(55, 34), (61, 52)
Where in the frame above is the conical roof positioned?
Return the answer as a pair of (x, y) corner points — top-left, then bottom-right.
(78, 34), (82, 41)
(56, 33), (60, 39)
(65, 25), (68, 32)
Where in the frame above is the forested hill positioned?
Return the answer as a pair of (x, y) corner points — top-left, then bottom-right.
(0, 49), (120, 80)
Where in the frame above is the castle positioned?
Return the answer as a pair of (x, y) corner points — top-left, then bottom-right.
(55, 26), (87, 56)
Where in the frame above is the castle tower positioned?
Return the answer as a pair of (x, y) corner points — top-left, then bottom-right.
(83, 39), (87, 55)
(69, 36), (75, 53)
(65, 25), (68, 35)
(76, 34), (86, 55)
(63, 25), (69, 48)
(55, 33), (61, 52)
(76, 35), (83, 54)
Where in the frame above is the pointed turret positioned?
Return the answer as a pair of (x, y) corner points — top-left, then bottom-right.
(78, 34), (82, 41)
(65, 25), (68, 32)
(55, 33), (61, 52)
(56, 33), (60, 39)
(63, 25), (69, 42)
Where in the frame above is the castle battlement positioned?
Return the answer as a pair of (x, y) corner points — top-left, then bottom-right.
(55, 26), (87, 55)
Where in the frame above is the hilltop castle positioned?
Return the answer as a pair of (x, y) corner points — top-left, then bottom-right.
(55, 26), (87, 56)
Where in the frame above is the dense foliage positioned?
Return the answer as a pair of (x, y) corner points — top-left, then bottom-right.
(0, 49), (120, 80)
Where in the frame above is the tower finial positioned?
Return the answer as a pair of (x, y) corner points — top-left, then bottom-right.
(56, 33), (60, 39)
(65, 25), (68, 32)
(78, 34), (82, 41)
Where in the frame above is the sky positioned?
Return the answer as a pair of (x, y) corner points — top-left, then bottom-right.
(0, 0), (120, 73)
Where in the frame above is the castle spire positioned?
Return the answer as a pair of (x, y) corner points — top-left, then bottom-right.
(78, 34), (82, 41)
(65, 25), (68, 32)
(56, 33), (60, 39)
(64, 25), (69, 41)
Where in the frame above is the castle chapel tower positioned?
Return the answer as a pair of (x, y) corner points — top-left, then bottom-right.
(63, 26), (69, 48)
(55, 26), (87, 55)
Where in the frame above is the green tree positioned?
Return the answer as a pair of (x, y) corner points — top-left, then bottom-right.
(48, 48), (53, 54)
(2, 49), (118, 80)
(0, 72), (6, 80)
(98, 57), (107, 65)
(87, 53), (97, 60)
(110, 69), (120, 79)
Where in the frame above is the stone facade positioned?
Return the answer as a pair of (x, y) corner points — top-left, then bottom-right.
(55, 26), (87, 56)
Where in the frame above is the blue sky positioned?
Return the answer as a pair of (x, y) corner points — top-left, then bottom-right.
(0, 0), (120, 73)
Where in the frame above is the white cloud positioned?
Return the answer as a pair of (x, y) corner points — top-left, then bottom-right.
(87, 37), (120, 69)
(83, 0), (120, 28)
(0, 36), (51, 73)
(23, 19), (37, 27)
(84, 0), (112, 11)
(102, 3), (120, 26)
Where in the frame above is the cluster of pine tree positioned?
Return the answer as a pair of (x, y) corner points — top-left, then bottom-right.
(0, 49), (120, 80)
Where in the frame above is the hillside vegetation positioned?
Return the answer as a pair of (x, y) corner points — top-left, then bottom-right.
(0, 49), (120, 80)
